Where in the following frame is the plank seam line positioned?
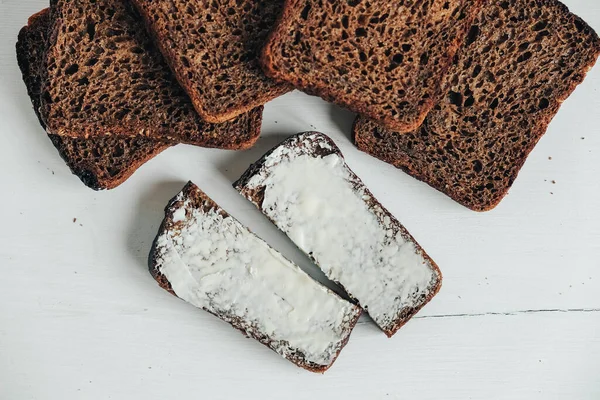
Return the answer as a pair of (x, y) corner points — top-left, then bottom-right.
(356, 308), (600, 325)
(415, 308), (600, 319)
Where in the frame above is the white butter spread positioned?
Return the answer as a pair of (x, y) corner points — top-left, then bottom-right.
(242, 133), (438, 333)
(154, 189), (359, 367)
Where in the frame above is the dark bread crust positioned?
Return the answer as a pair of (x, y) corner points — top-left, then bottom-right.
(149, 182), (361, 372)
(46, 135), (171, 191)
(261, 0), (483, 133)
(16, 8), (170, 190)
(130, 0), (292, 123)
(233, 133), (442, 337)
(17, 9), (53, 131)
(40, 0), (263, 147)
(353, 0), (600, 211)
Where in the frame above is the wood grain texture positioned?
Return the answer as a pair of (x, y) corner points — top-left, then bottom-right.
(1, 1), (600, 399)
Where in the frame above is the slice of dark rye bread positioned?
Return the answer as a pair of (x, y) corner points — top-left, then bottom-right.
(261, 0), (483, 133)
(131, 0), (292, 123)
(354, 0), (600, 211)
(17, 9), (170, 190)
(40, 0), (263, 146)
(234, 132), (442, 337)
(149, 182), (361, 372)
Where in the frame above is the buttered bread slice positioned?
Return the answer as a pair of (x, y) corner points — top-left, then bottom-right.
(234, 132), (441, 337)
(150, 182), (360, 372)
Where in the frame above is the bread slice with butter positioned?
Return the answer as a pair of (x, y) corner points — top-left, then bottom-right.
(149, 182), (361, 372)
(234, 132), (441, 337)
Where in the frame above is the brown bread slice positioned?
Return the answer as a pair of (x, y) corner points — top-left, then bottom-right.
(131, 0), (292, 123)
(234, 132), (442, 337)
(17, 8), (170, 190)
(354, 0), (600, 211)
(41, 0), (263, 147)
(262, 0), (482, 132)
(45, 135), (171, 191)
(149, 182), (361, 372)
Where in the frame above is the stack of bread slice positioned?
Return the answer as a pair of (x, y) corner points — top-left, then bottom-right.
(262, 0), (600, 211)
(16, 0), (289, 190)
(18, 0), (600, 203)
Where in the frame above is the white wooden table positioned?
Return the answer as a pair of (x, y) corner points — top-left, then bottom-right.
(1, 1), (599, 398)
